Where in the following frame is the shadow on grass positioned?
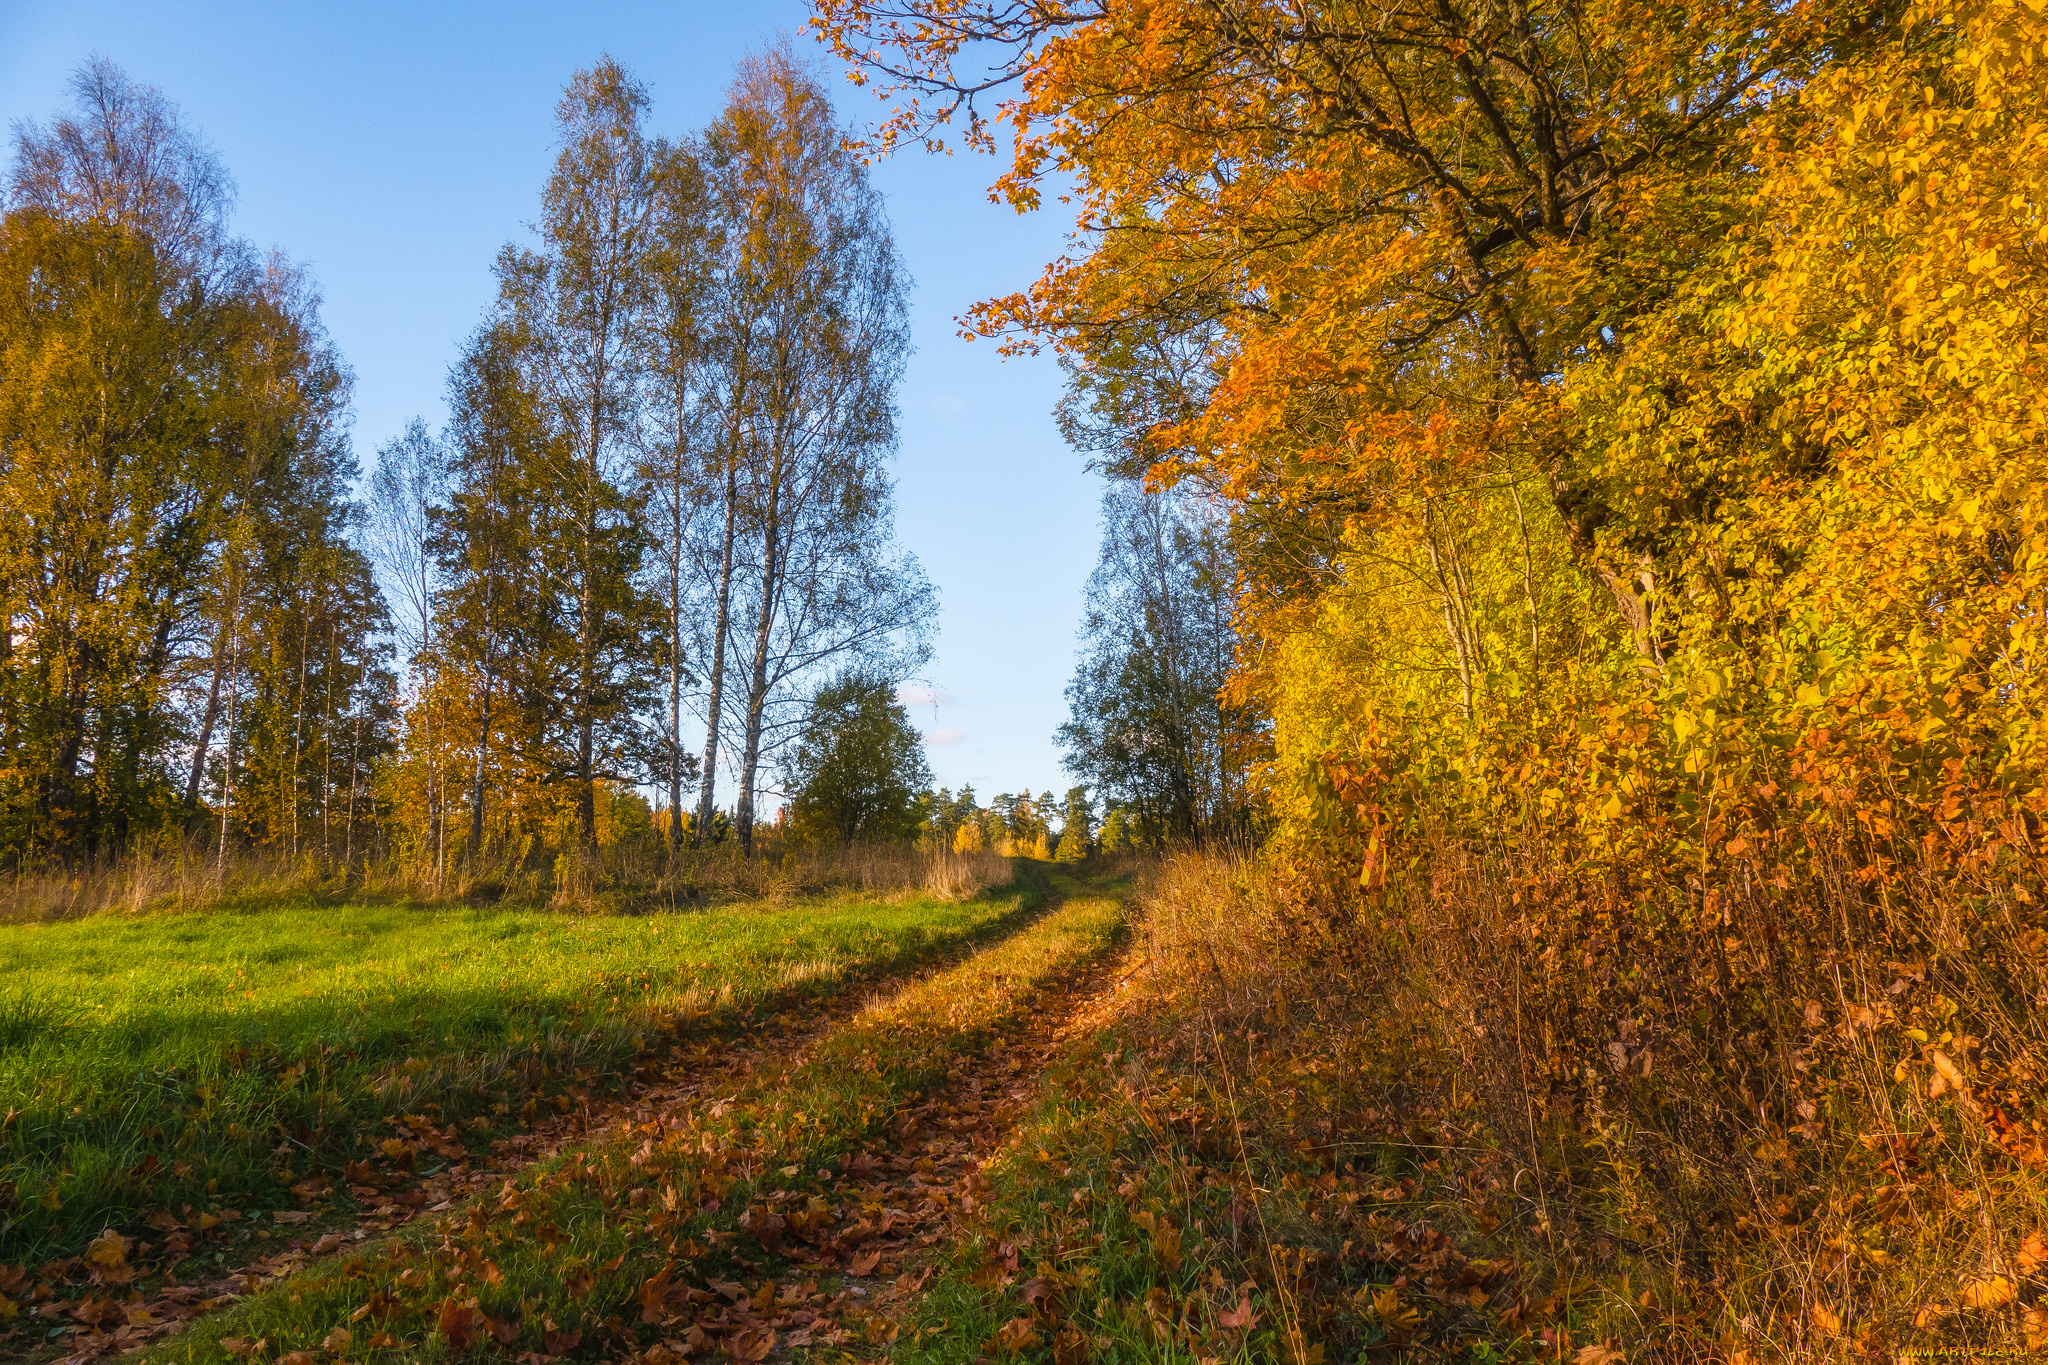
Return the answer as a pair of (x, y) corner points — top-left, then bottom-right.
(0, 865), (1049, 1266)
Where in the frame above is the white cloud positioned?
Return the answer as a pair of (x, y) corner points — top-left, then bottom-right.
(922, 729), (968, 746)
(931, 393), (967, 414)
(898, 685), (955, 708)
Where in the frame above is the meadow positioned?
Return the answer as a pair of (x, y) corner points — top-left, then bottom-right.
(0, 867), (1025, 1266)
(146, 866), (1129, 1365)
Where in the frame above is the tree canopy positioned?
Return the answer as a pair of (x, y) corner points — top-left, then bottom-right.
(783, 671), (933, 846)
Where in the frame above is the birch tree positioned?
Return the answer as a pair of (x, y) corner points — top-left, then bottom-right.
(367, 420), (446, 877)
(1058, 482), (1241, 846)
(703, 49), (931, 853)
(495, 57), (660, 860)
(635, 140), (715, 852)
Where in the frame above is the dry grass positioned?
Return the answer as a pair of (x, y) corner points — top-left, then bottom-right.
(0, 837), (1016, 921)
(0, 840), (327, 921)
(1112, 843), (2048, 1360)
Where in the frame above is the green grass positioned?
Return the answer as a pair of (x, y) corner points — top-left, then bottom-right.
(0, 881), (1028, 1265)
(145, 868), (1129, 1365)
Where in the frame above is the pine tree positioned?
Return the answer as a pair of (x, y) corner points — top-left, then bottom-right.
(1054, 785), (1092, 862)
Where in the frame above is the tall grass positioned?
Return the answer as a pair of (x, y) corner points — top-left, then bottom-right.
(421, 839), (1013, 910)
(0, 840), (330, 922)
(0, 838), (1012, 921)
(1127, 842), (2048, 1358)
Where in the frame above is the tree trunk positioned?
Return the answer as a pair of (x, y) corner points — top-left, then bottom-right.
(186, 630), (225, 812)
(216, 630), (239, 877)
(576, 616), (597, 854)
(693, 459), (738, 848)
(321, 620), (336, 861)
(291, 590), (310, 856)
(734, 478), (782, 855)
(343, 692), (363, 868)
(469, 568), (497, 860)
(667, 501), (685, 854)
(575, 451), (600, 856)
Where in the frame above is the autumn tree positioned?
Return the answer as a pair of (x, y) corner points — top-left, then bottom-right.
(782, 670), (932, 845)
(635, 139), (717, 853)
(822, 0), (2048, 1320)
(817, 0), (1908, 654)
(366, 420), (451, 876)
(421, 323), (567, 861)
(494, 57), (662, 862)
(0, 60), (390, 864)
(223, 268), (387, 860)
(698, 48), (933, 854)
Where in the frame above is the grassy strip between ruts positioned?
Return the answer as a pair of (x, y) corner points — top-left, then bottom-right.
(1, 878), (1030, 1267)
(146, 870), (1128, 1365)
(885, 970), (1522, 1365)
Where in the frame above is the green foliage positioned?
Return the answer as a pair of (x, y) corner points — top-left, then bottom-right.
(1054, 785), (1092, 862)
(782, 672), (932, 846)
(1097, 803), (1132, 853)
(0, 62), (391, 864)
(1059, 485), (1246, 847)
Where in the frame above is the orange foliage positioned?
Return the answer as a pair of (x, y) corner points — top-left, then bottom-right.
(821, 0), (2048, 1345)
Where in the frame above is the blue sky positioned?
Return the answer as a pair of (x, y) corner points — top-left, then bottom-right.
(0, 0), (1102, 805)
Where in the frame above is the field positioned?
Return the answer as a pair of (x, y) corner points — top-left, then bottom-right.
(0, 858), (1143, 1365)
(0, 871), (1031, 1268)
(139, 866), (1131, 1365)
(14, 849), (2030, 1363)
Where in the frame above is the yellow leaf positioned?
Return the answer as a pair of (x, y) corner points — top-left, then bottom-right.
(1811, 1301), (1842, 1336)
(1371, 1287), (1422, 1334)
(1962, 1275), (2017, 1309)
(85, 1230), (127, 1270)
